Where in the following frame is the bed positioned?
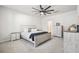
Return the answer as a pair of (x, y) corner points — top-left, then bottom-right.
(20, 25), (51, 47)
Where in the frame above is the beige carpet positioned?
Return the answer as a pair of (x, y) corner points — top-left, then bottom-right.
(0, 37), (64, 53)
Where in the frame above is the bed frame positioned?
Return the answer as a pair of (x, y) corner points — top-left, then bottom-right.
(20, 25), (51, 47)
(33, 33), (51, 47)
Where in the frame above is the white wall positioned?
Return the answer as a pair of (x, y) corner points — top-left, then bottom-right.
(0, 6), (78, 42)
(77, 5), (79, 16)
(0, 6), (41, 42)
(41, 10), (79, 35)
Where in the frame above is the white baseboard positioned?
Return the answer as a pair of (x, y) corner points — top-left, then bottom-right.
(0, 37), (10, 43)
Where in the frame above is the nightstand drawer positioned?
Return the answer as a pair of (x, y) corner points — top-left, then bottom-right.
(16, 33), (20, 39)
(10, 34), (16, 40)
(10, 32), (20, 41)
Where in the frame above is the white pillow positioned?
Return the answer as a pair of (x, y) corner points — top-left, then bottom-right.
(23, 28), (28, 32)
(31, 28), (37, 32)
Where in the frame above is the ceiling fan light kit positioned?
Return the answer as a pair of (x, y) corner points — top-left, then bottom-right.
(40, 12), (44, 15)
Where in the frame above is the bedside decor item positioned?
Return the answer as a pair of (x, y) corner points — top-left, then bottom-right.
(68, 24), (77, 32)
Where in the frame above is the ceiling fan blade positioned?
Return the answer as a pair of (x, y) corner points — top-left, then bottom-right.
(32, 7), (40, 11)
(44, 6), (51, 10)
(34, 12), (40, 15)
(44, 13), (46, 15)
(40, 5), (43, 10)
(47, 13), (51, 14)
(47, 10), (54, 12)
(32, 11), (38, 12)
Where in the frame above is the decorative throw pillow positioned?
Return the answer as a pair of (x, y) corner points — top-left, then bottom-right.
(31, 28), (37, 32)
(23, 28), (28, 32)
(28, 28), (31, 32)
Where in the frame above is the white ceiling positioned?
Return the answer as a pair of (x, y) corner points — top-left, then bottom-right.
(3, 5), (77, 17)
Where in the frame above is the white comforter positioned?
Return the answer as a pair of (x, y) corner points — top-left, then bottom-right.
(21, 31), (44, 40)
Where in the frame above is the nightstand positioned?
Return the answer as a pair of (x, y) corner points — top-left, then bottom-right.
(10, 32), (20, 41)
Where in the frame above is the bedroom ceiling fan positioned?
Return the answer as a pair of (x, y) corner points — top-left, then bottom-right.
(32, 5), (55, 15)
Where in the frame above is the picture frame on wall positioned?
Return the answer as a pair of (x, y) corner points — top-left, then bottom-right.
(56, 23), (60, 26)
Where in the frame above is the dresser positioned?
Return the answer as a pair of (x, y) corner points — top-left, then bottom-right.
(53, 26), (63, 37)
(64, 31), (79, 53)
